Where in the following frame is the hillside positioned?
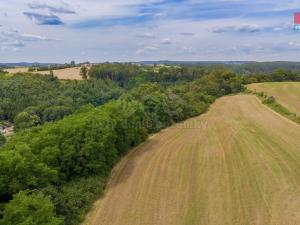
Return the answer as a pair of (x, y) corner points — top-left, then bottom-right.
(84, 94), (300, 225)
(247, 82), (300, 115)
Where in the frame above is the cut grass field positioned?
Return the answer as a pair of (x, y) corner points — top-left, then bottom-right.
(84, 94), (300, 225)
(247, 82), (300, 115)
(4, 67), (29, 74)
(5, 67), (82, 80)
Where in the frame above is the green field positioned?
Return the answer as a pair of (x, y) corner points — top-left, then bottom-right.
(247, 82), (300, 115)
(84, 95), (300, 225)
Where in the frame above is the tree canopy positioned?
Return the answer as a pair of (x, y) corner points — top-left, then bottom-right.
(0, 74), (122, 129)
(1, 191), (63, 225)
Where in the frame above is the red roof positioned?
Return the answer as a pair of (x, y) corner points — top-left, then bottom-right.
(295, 13), (300, 24)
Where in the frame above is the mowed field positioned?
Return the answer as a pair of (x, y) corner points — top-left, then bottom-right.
(84, 94), (300, 225)
(4, 67), (29, 74)
(247, 82), (300, 115)
(5, 67), (82, 80)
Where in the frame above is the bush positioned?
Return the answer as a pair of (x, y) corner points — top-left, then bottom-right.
(262, 96), (276, 104)
(0, 144), (58, 197)
(1, 191), (63, 225)
(14, 111), (41, 131)
(0, 133), (5, 147)
(42, 176), (105, 225)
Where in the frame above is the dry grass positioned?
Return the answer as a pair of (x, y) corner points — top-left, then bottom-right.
(5, 67), (82, 80)
(247, 82), (300, 115)
(4, 67), (29, 74)
(83, 95), (300, 225)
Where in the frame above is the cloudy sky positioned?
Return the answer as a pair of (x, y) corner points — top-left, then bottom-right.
(0, 0), (300, 62)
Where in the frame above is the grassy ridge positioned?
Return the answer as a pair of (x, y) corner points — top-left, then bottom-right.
(246, 88), (300, 125)
(247, 82), (300, 115)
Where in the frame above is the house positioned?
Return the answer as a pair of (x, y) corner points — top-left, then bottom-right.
(0, 124), (14, 136)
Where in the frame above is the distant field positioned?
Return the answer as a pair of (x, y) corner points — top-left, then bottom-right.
(247, 82), (300, 115)
(84, 95), (300, 225)
(4, 67), (28, 74)
(5, 67), (82, 80)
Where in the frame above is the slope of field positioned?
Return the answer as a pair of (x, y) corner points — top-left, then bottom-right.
(5, 67), (82, 80)
(247, 82), (300, 115)
(84, 94), (300, 225)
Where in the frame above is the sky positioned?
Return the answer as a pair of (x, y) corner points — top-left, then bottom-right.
(0, 0), (300, 62)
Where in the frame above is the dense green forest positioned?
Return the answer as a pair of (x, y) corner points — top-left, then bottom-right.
(88, 63), (300, 86)
(1, 63), (300, 225)
(88, 63), (206, 86)
(231, 62), (300, 74)
(137, 61), (300, 74)
(242, 68), (300, 83)
(0, 73), (122, 130)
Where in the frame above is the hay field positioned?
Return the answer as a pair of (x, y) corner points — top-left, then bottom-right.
(4, 67), (29, 74)
(5, 67), (82, 80)
(84, 95), (300, 225)
(248, 82), (300, 115)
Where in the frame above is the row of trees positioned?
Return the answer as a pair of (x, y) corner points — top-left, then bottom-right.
(0, 69), (244, 225)
(28, 61), (78, 72)
(242, 68), (300, 84)
(88, 63), (207, 86)
(231, 61), (300, 74)
(89, 63), (300, 87)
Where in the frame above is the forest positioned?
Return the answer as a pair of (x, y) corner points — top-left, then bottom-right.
(0, 73), (122, 130)
(0, 63), (299, 225)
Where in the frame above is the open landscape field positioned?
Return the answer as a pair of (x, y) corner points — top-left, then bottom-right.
(84, 94), (300, 225)
(5, 67), (82, 80)
(4, 67), (29, 74)
(247, 82), (300, 115)
(3, 0), (300, 224)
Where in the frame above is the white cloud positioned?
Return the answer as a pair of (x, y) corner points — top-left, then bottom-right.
(136, 45), (159, 55)
(180, 32), (195, 36)
(161, 38), (171, 45)
(288, 41), (300, 48)
(136, 33), (156, 39)
(0, 29), (55, 51)
(212, 24), (262, 33)
(28, 2), (76, 14)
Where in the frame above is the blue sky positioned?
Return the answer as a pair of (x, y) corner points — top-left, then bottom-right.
(0, 0), (300, 62)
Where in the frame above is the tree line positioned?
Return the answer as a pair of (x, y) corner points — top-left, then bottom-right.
(28, 61), (79, 72)
(88, 63), (207, 86)
(242, 68), (300, 83)
(88, 63), (300, 86)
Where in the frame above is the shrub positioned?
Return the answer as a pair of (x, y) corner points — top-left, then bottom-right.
(1, 191), (63, 225)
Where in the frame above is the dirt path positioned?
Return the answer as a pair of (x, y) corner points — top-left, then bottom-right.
(84, 94), (300, 225)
